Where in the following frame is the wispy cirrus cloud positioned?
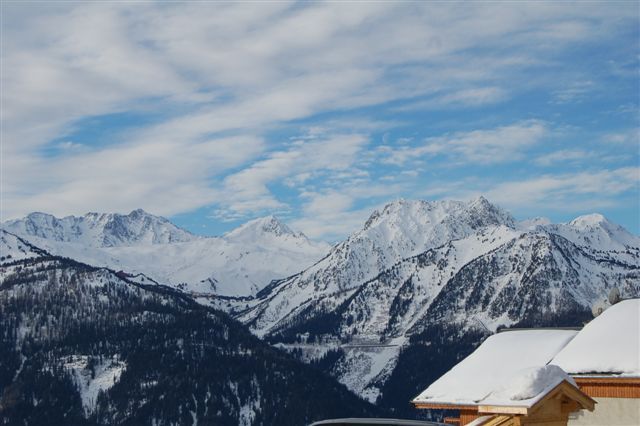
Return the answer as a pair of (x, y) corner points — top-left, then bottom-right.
(378, 120), (548, 166)
(551, 80), (594, 104)
(6, 136), (264, 218)
(483, 167), (640, 212)
(534, 149), (594, 166)
(213, 133), (369, 220)
(2, 1), (638, 236)
(395, 86), (509, 111)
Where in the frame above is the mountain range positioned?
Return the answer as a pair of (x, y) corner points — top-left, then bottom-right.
(2, 211), (330, 297)
(2, 197), (639, 421)
(218, 197), (639, 408)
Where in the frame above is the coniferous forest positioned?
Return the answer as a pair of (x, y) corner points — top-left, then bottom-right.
(0, 254), (379, 425)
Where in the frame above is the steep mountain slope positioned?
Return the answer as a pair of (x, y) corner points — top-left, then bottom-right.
(0, 247), (378, 425)
(237, 197), (515, 335)
(231, 199), (640, 410)
(3, 212), (330, 297)
(0, 229), (48, 263)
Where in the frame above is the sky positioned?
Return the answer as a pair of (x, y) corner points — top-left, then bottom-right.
(1, 1), (639, 241)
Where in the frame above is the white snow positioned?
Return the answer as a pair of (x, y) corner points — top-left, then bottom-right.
(481, 365), (576, 406)
(542, 213), (640, 252)
(3, 213), (330, 297)
(552, 298), (640, 376)
(64, 355), (126, 416)
(517, 217), (551, 231)
(0, 230), (43, 263)
(242, 198), (518, 335)
(338, 337), (404, 403)
(3, 210), (196, 247)
(412, 329), (577, 405)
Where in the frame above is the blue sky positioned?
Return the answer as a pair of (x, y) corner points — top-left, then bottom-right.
(1, 2), (638, 240)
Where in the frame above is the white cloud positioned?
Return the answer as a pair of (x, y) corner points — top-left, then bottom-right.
(484, 167), (640, 211)
(2, 136), (264, 219)
(292, 207), (372, 242)
(379, 120), (547, 166)
(56, 141), (86, 152)
(1, 1), (637, 224)
(437, 87), (508, 106)
(534, 149), (594, 166)
(292, 191), (379, 241)
(303, 192), (354, 217)
(602, 130), (639, 145)
(214, 134), (369, 219)
(551, 80), (594, 104)
(396, 86), (508, 111)
(290, 179), (411, 240)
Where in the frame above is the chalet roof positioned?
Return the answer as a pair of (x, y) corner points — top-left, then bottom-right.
(463, 379), (598, 426)
(414, 365), (595, 416)
(412, 330), (577, 406)
(551, 298), (640, 377)
(412, 298), (639, 410)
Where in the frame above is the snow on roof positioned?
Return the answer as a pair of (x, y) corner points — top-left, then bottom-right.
(412, 329), (578, 406)
(479, 365), (576, 407)
(551, 298), (640, 376)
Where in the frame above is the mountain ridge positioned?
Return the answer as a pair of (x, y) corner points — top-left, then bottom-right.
(2, 212), (331, 297)
(3, 209), (197, 247)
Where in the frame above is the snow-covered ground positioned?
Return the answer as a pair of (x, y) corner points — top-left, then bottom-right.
(64, 355), (126, 416)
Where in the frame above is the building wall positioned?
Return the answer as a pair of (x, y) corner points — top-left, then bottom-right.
(459, 409), (480, 425)
(576, 378), (640, 398)
(568, 397), (640, 426)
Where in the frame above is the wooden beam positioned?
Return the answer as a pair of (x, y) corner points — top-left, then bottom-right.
(477, 405), (529, 415)
(412, 402), (478, 411)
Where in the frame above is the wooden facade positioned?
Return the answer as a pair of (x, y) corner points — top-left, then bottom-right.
(477, 381), (595, 425)
(459, 409), (481, 425)
(574, 376), (640, 398)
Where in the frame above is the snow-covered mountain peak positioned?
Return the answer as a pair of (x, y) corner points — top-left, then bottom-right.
(569, 213), (608, 229)
(465, 196), (515, 227)
(225, 215), (306, 243)
(2, 209), (196, 248)
(241, 198), (521, 334)
(532, 213), (639, 251)
(363, 197), (514, 234)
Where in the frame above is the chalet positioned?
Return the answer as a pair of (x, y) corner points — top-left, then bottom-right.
(412, 298), (640, 426)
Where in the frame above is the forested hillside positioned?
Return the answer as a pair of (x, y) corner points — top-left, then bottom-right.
(0, 240), (377, 425)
